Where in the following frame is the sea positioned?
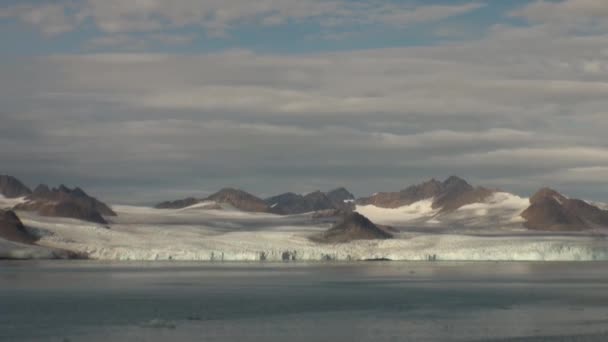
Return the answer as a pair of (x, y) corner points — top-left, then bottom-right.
(1, 261), (608, 342)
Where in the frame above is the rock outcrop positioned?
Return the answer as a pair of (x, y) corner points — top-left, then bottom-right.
(314, 212), (393, 243)
(0, 175), (32, 198)
(521, 188), (608, 231)
(0, 209), (35, 244)
(14, 185), (115, 224)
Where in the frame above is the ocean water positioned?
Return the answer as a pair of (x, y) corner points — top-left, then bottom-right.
(1, 261), (608, 342)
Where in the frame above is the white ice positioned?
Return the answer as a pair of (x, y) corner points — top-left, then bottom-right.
(0, 194), (26, 209)
(9, 199), (608, 262)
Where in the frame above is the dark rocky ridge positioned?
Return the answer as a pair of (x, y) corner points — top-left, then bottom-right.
(314, 212), (393, 243)
(521, 188), (608, 231)
(326, 187), (356, 210)
(14, 184), (115, 224)
(265, 187), (355, 215)
(302, 191), (335, 212)
(0, 175), (32, 198)
(0, 209), (35, 244)
(264, 192), (313, 215)
(155, 197), (200, 209)
(357, 176), (496, 213)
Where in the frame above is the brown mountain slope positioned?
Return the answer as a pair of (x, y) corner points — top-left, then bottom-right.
(357, 176), (496, 212)
(314, 212), (393, 243)
(14, 185), (115, 224)
(205, 188), (270, 212)
(521, 188), (608, 231)
(0, 209), (35, 244)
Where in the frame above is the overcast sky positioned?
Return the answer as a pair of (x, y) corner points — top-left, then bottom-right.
(1, 0), (607, 204)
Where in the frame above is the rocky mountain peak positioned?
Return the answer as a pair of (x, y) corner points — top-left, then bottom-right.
(0, 175), (32, 199)
(442, 176), (473, 192)
(522, 188), (608, 231)
(529, 187), (566, 205)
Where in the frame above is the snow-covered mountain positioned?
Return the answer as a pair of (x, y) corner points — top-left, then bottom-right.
(357, 191), (529, 229)
(357, 176), (496, 212)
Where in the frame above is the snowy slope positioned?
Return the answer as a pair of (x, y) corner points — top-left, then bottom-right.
(356, 199), (438, 225)
(0, 195), (26, 209)
(12, 203), (608, 261)
(356, 192), (528, 229)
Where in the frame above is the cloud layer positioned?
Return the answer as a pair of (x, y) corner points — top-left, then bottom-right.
(0, 0), (607, 203)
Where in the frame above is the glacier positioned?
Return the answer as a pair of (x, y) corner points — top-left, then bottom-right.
(5, 202), (607, 262)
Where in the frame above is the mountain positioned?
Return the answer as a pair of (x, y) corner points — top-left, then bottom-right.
(0, 209), (35, 244)
(155, 188), (269, 212)
(521, 188), (608, 231)
(303, 191), (335, 211)
(265, 192), (313, 215)
(326, 187), (356, 210)
(314, 212), (393, 243)
(155, 197), (200, 209)
(358, 179), (442, 208)
(357, 176), (496, 212)
(14, 184), (115, 224)
(205, 188), (270, 212)
(433, 176), (495, 212)
(265, 188), (356, 215)
(0, 175), (32, 199)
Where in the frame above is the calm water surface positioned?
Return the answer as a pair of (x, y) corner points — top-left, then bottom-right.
(1, 261), (608, 341)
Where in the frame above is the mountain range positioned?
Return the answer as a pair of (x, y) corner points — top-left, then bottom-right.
(1, 174), (608, 232)
(0, 175), (116, 224)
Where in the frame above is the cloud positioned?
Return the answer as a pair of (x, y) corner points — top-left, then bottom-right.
(85, 33), (197, 50)
(510, 0), (608, 33)
(1, 0), (608, 202)
(0, 3), (78, 36)
(1, 0), (485, 37)
(513, 0), (608, 22)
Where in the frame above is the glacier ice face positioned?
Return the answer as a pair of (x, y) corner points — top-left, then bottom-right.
(10, 202), (608, 261)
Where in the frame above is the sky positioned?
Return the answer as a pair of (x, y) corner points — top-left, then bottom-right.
(0, 0), (607, 204)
